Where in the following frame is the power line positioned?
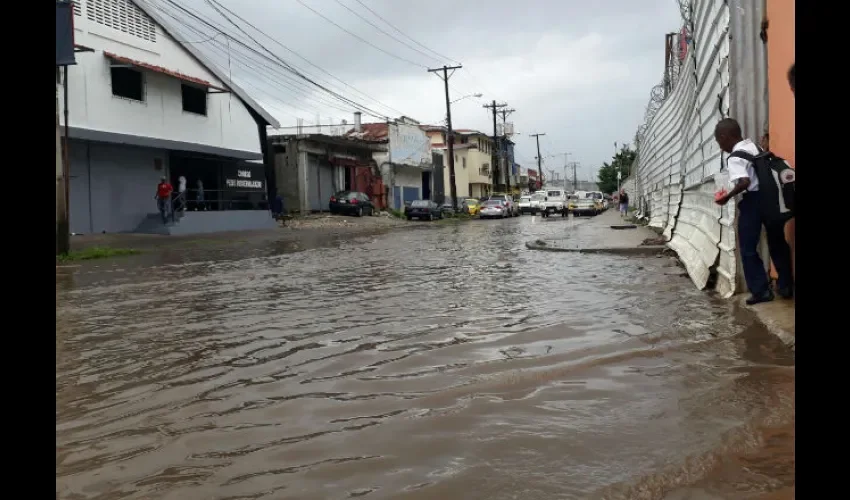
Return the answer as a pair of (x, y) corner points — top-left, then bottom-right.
(197, 0), (407, 118)
(333, 0), (443, 65)
(294, 0), (430, 69)
(153, 3), (368, 119)
(203, 0), (389, 119)
(149, 0), (395, 119)
(350, 0), (458, 65)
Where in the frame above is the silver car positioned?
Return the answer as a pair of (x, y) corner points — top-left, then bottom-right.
(479, 200), (507, 219)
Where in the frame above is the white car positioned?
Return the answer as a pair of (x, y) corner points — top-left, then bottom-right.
(529, 192), (546, 214)
(479, 200), (508, 219)
(517, 195), (532, 214)
(486, 194), (519, 217)
(540, 189), (568, 217)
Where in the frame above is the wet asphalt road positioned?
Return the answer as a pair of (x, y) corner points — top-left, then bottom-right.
(56, 215), (795, 499)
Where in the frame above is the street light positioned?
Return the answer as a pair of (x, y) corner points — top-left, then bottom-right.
(450, 93), (482, 105)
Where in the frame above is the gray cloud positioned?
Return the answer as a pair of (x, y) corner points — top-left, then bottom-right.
(166, 0), (682, 176)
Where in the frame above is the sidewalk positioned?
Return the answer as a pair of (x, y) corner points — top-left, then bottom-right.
(526, 209), (667, 255)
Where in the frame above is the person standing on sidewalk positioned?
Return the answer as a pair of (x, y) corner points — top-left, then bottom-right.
(619, 190), (629, 217)
(713, 118), (793, 305)
(155, 176), (173, 224)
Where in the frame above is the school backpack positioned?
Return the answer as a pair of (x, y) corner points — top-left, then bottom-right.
(727, 150), (796, 226)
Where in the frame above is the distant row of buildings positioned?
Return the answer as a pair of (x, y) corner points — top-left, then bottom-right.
(268, 114), (535, 214)
(55, 0), (536, 236)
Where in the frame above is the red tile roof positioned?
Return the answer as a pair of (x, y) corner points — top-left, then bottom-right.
(344, 122), (389, 142)
(104, 51), (225, 91)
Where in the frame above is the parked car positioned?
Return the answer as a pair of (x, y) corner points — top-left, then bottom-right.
(487, 193), (519, 216)
(438, 197), (457, 215)
(569, 198), (600, 216)
(329, 190), (376, 217)
(406, 200), (443, 221)
(462, 198), (481, 216)
(479, 200), (508, 219)
(517, 195), (533, 214)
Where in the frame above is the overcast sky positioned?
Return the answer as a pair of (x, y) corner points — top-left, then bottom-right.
(158, 0), (682, 180)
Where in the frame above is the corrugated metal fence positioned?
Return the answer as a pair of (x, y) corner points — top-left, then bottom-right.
(632, 0), (767, 298)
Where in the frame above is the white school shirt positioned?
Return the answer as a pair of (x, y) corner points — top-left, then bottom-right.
(726, 139), (760, 192)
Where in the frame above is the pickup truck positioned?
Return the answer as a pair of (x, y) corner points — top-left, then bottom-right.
(539, 189), (568, 217)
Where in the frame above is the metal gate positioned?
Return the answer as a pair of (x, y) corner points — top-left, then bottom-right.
(307, 155), (337, 212)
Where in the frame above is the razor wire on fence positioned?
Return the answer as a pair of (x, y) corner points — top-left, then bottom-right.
(628, 0), (767, 298)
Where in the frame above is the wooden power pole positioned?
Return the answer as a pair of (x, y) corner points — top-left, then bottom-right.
(428, 65), (463, 211)
(483, 101), (506, 193)
(530, 133), (546, 188)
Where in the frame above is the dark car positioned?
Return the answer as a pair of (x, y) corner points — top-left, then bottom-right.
(405, 200), (443, 221)
(329, 191), (376, 217)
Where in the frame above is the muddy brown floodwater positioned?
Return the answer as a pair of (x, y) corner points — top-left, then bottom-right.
(56, 216), (794, 500)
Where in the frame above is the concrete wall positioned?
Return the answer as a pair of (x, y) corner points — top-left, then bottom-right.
(68, 139), (167, 234)
(62, 0), (260, 156)
(394, 166), (424, 208)
(767, 0), (795, 168)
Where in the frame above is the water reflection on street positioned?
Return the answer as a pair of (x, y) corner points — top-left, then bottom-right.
(56, 216), (794, 499)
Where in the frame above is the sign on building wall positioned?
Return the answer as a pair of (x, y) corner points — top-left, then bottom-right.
(389, 122), (431, 167)
(224, 163), (265, 191)
(56, 1), (77, 66)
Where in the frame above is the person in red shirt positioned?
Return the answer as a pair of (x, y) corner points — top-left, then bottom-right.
(155, 176), (173, 224)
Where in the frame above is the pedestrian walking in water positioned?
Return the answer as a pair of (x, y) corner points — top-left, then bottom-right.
(155, 176), (173, 224)
(619, 190), (629, 217)
(713, 118), (794, 304)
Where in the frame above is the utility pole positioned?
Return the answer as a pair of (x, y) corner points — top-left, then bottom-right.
(530, 133), (546, 189)
(56, 70), (70, 255)
(570, 162), (578, 191)
(483, 101), (507, 193)
(428, 65), (463, 211)
(557, 152), (572, 192)
(615, 141), (621, 195)
(499, 108), (515, 194)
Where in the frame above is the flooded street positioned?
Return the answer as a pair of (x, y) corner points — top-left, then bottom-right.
(56, 217), (794, 500)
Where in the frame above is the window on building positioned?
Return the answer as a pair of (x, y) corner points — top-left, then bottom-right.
(462, 157), (466, 168)
(110, 66), (144, 101)
(181, 84), (208, 115)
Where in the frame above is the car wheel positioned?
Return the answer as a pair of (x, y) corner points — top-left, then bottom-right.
(407, 216), (413, 221)
(356, 207), (363, 217)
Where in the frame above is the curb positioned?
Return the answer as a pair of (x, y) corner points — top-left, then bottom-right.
(735, 295), (796, 350)
(525, 242), (667, 256)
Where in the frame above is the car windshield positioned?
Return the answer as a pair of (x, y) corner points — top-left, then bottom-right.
(531, 194), (546, 200)
(463, 199), (478, 205)
(411, 200), (430, 207)
(586, 192), (602, 199)
(489, 195), (506, 200)
(484, 201), (503, 207)
(547, 191), (562, 197)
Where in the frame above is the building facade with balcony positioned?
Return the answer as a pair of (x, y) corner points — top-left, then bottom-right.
(454, 130), (494, 198)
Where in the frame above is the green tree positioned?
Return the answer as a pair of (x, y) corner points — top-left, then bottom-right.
(597, 145), (637, 194)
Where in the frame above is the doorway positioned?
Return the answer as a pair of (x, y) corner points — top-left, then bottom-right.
(422, 171), (431, 200)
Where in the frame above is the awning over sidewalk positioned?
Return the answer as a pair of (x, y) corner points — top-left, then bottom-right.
(104, 51), (228, 92)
